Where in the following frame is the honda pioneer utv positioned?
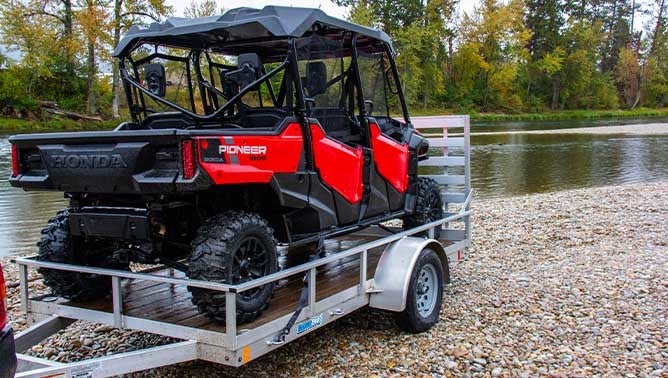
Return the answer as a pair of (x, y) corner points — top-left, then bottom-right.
(9, 6), (443, 324)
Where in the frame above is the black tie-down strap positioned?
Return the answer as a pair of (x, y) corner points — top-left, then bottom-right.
(272, 271), (310, 344)
(271, 238), (324, 344)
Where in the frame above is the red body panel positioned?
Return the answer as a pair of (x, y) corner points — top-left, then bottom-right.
(310, 124), (364, 203)
(197, 123), (303, 185)
(369, 123), (409, 193)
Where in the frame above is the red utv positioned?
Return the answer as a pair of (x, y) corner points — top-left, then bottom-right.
(9, 6), (443, 323)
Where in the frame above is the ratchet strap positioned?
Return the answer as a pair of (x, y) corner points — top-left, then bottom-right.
(272, 271), (310, 343)
(272, 238), (325, 343)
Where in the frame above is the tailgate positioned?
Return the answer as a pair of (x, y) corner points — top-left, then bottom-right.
(9, 129), (182, 193)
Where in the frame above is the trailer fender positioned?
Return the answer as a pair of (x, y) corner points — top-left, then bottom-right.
(368, 237), (449, 312)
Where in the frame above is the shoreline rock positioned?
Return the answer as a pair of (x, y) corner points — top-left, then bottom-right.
(2, 181), (666, 376)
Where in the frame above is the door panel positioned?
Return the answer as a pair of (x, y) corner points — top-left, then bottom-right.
(309, 124), (364, 204)
(369, 122), (409, 193)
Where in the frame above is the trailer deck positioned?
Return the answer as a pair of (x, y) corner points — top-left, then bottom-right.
(32, 233), (388, 334)
(11, 115), (472, 377)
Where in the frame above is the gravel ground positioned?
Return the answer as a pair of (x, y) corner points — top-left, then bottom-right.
(473, 123), (668, 136)
(2, 181), (667, 377)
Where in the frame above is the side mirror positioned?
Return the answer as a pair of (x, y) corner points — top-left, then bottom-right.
(385, 68), (399, 95)
(144, 63), (166, 97)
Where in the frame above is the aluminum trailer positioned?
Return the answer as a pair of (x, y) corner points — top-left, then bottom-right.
(11, 115), (472, 377)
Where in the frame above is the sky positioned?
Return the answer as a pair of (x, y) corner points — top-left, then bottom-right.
(166, 0), (349, 18)
(165, 0), (479, 27)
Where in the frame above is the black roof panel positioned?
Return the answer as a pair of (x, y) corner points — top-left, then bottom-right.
(112, 6), (392, 57)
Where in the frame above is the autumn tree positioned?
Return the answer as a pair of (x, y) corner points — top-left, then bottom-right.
(457, 0), (530, 111)
(78, 0), (110, 114)
(615, 46), (640, 107)
(525, 0), (564, 109)
(110, 0), (172, 118)
(342, 0), (456, 109)
(184, 0), (222, 18)
(0, 0), (86, 110)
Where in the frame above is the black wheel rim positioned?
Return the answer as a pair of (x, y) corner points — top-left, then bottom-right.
(424, 190), (442, 221)
(231, 236), (270, 300)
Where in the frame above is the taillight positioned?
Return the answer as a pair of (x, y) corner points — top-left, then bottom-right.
(181, 139), (197, 179)
(0, 263), (7, 329)
(11, 144), (20, 177)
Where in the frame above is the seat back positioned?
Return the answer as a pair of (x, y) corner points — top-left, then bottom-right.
(305, 62), (327, 97)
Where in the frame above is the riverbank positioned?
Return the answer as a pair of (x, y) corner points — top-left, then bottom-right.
(0, 117), (117, 133)
(2, 180), (666, 376)
(4, 108), (668, 134)
(407, 107), (668, 123)
(473, 122), (668, 136)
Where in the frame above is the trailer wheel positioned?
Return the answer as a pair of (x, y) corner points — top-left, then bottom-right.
(37, 209), (126, 302)
(395, 248), (444, 333)
(403, 177), (443, 238)
(188, 211), (278, 324)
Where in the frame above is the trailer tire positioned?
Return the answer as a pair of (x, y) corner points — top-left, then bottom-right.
(188, 211), (278, 324)
(403, 177), (443, 238)
(394, 248), (444, 333)
(37, 209), (126, 302)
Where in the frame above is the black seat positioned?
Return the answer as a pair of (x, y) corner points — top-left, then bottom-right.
(141, 112), (193, 129)
(305, 61), (327, 97)
(311, 108), (358, 144)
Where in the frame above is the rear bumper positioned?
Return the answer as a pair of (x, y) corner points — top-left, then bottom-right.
(69, 210), (152, 240)
(0, 325), (17, 378)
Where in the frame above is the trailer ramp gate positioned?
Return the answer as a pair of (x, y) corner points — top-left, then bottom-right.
(11, 115), (472, 377)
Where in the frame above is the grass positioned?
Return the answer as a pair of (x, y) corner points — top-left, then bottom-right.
(0, 117), (119, 134)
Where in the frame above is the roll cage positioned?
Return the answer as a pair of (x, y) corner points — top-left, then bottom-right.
(118, 33), (411, 129)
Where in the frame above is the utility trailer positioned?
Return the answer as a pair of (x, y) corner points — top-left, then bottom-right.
(10, 116), (472, 377)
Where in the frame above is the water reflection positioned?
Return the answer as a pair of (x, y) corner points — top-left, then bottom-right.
(471, 133), (668, 198)
(472, 117), (668, 132)
(1, 130), (667, 256)
(0, 137), (67, 256)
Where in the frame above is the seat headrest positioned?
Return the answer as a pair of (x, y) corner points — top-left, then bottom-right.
(238, 53), (262, 77)
(306, 61), (327, 97)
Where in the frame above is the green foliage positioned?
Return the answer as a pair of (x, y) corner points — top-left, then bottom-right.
(0, 116), (118, 132)
(2, 0), (668, 124)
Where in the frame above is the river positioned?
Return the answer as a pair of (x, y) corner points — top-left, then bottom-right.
(1, 119), (667, 256)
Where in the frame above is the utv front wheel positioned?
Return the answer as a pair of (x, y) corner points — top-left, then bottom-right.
(37, 209), (126, 302)
(403, 177), (444, 238)
(188, 211), (278, 324)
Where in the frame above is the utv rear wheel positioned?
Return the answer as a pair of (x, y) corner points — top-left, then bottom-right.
(188, 211), (278, 324)
(403, 177), (443, 238)
(37, 209), (127, 302)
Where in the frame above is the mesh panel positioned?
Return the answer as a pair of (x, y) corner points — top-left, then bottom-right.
(357, 52), (390, 117)
(297, 35), (347, 109)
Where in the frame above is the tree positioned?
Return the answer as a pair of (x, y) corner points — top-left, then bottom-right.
(458, 0), (530, 111)
(110, 0), (172, 118)
(524, 0), (564, 109)
(615, 46), (639, 107)
(184, 0), (222, 18)
(0, 0), (77, 76)
(343, 0), (456, 109)
(78, 0), (110, 114)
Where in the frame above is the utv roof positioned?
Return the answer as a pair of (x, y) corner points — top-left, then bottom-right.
(112, 6), (392, 57)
